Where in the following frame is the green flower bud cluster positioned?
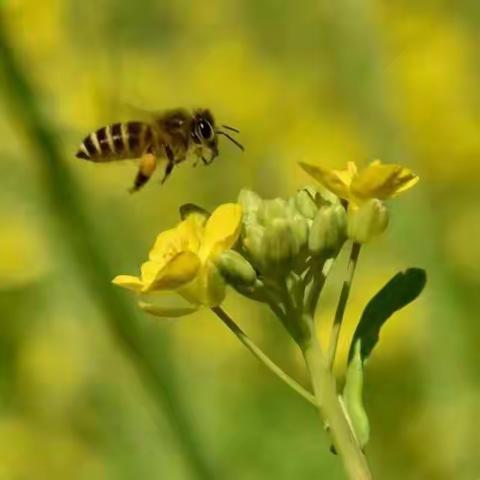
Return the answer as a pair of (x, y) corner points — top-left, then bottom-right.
(214, 187), (348, 344)
(236, 188), (346, 279)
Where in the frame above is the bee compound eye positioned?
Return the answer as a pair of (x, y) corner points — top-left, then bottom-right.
(198, 120), (213, 140)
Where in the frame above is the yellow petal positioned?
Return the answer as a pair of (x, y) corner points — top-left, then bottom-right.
(391, 172), (419, 196)
(149, 215), (203, 264)
(176, 213), (205, 252)
(299, 162), (351, 200)
(202, 263), (227, 307)
(200, 203), (242, 260)
(348, 161), (359, 175)
(178, 261), (226, 307)
(149, 228), (181, 263)
(333, 161), (357, 186)
(351, 162), (418, 201)
(141, 260), (163, 285)
(112, 275), (144, 292)
(143, 251), (201, 292)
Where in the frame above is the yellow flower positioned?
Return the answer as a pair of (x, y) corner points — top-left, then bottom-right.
(299, 160), (419, 243)
(113, 203), (243, 316)
(299, 160), (418, 206)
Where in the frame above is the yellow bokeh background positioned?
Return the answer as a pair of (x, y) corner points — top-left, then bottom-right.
(1, 1), (479, 479)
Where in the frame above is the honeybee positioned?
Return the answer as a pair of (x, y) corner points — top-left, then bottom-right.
(76, 108), (243, 192)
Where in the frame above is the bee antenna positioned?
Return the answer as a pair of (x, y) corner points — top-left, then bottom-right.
(221, 124), (240, 133)
(217, 131), (245, 151)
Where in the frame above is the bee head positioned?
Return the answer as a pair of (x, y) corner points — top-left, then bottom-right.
(193, 109), (218, 160)
(192, 109), (244, 163)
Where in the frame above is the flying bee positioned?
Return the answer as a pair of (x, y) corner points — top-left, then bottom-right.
(75, 108), (244, 192)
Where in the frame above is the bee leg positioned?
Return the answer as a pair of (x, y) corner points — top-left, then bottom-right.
(160, 145), (175, 184)
(129, 152), (157, 193)
(160, 160), (175, 184)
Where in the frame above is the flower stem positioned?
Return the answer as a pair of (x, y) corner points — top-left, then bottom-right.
(302, 331), (372, 480)
(305, 256), (336, 317)
(326, 242), (361, 370)
(211, 306), (317, 406)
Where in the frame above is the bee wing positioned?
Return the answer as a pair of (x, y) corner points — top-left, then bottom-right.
(116, 102), (161, 122)
(114, 105), (192, 135)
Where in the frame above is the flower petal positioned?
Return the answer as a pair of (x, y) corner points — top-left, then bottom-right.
(143, 251), (201, 292)
(112, 275), (144, 292)
(149, 228), (181, 263)
(149, 213), (205, 264)
(178, 261), (226, 307)
(200, 203), (243, 260)
(140, 260), (163, 285)
(175, 213), (206, 252)
(391, 172), (419, 196)
(299, 162), (352, 200)
(333, 161), (357, 187)
(351, 161), (418, 201)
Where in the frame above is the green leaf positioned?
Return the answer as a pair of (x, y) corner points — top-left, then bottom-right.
(348, 267), (427, 363)
(343, 268), (427, 449)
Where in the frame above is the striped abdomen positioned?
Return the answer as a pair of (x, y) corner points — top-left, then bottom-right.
(76, 122), (153, 162)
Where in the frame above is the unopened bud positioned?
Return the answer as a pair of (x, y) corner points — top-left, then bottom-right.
(309, 204), (346, 254)
(347, 199), (389, 243)
(294, 189), (318, 219)
(242, 224), (265, 268)
(261, 218), (298, 274)
(289, 214), (310, 252)
(257, 198), (288, 225)
(238, 189), (262, 215)
(216, 250), (257, 288)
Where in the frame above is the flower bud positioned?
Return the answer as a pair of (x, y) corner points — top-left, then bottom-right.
(289, 214), (309, 252)
(238, 189), (262, 215)
(261, 218), (298, 274)
(242, 224), (265, 268)
(294, 189), (318, 219)
(256, 198), (288, 225)
(309, 204), (347, 254)
(216, 250), (257, 288)
(347, 199), (389, 243)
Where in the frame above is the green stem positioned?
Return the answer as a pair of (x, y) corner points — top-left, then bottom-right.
(211, 306), (317, 406)
(305, 256), (336, 318)
(302, 331), (372, 480)
(326, 242), (361, 370)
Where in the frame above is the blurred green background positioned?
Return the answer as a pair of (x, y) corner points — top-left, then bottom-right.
(0, 1), (479, 479)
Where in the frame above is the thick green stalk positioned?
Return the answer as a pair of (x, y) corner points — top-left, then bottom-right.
(302, 331), (372, 480)
(211, 306), (317, 406)
(326, 242), (361, 370)
(305, 256), (335, 317)
(0, 18), (215, 480)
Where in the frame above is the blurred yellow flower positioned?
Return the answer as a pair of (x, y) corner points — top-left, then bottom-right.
(113, 204), (243, 316)
(299, 160), (419, 206)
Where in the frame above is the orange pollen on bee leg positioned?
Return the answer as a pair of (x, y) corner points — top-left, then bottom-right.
(140, 153), (157, 177)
